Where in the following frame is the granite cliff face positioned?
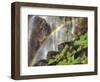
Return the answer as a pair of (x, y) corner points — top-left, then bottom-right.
(28, 16), (51, 66)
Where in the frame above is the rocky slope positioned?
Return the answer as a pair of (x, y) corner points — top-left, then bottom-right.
(34, 32), (88, 66)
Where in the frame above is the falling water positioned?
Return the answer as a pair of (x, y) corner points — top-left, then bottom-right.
(31, 23), (68, 65)
(29, 16), (86, 66)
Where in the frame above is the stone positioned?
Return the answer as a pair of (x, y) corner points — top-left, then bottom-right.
(58, 41), (73, 51)
(47, 51), (59, 61)
(74, 48), (88, 58)
(28, 16), (51, 66)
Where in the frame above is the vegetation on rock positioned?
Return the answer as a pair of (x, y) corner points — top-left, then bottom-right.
(48, 32), (88, 65)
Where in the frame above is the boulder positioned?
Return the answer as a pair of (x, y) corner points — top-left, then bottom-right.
(28, 16), (51, 66)
(58, 41), (73, 51)
(47, 51), (59, 61)
(74, 48), (88, 58)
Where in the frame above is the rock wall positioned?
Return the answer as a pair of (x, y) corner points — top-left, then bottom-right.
(28, 16), (51, 66)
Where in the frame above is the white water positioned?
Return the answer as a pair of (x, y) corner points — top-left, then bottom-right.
(31, 23), (69, 65)
(28, 16), (78, 65)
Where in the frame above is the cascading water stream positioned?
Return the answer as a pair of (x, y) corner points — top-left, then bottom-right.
(28, 16), (85, 66)
(31, 23), (66, 65)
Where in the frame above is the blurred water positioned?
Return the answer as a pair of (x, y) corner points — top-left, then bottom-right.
(32, 23), (68, 65)
(29, 16), (85, 65)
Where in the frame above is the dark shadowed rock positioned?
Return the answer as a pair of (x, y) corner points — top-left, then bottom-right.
(28, 16), (51, 66)
(34, 60), (48, 66)
(71, 45), (79, 51)
(74, 48), (88, 58)
(47, 51), (59, 61)
(58, 41), (73, 51)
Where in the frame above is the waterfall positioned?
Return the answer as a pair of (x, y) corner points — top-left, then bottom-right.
(28, 16), (87, 66)
(31, 23), (66, 65)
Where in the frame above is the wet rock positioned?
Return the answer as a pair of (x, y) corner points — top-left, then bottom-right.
(58, 41), (73, 51)
(74, 48), (88, 58)
(71, 45), (79, 51)
(47, 51), (59, 61)
(34, 60), (48, 66)
(28, 16), (51, 66)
